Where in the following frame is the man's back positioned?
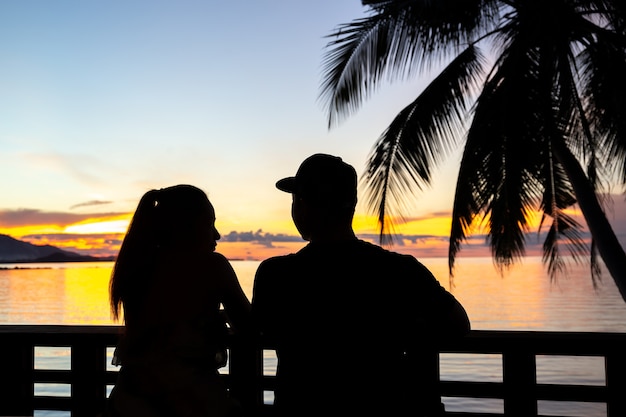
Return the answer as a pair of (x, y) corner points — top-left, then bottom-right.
(252, 239), (459, 415)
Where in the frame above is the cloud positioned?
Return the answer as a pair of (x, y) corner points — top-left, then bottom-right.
(0, 208), (125, 227)
(70, 200), (113, 209)
(402, 211), (451, 223)
(221, 230), (305, 247)
(0, 209), (90, 227)
(22, 233), (123, 245)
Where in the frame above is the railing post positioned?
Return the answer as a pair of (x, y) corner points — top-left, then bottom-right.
(0, 335), (34, 416)
(71, 337), (108, 417)
(502, 350), (537, 416)
(606, 350), (626, 417)
(404, 346), (445, 416)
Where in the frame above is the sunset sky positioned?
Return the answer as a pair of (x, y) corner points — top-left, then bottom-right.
(1, 1), (625, 262)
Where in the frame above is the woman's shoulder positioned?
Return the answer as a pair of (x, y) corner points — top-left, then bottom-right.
(206, 250), (230, 263)
(158, 249), (236, 278)
(188, 251), (234, 274)
(175, 247), (230, 263)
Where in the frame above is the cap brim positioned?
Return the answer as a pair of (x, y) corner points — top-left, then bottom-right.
(276, 177), (296, 193)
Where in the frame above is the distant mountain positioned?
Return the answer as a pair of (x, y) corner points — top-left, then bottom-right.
(0, 234), (114, 263)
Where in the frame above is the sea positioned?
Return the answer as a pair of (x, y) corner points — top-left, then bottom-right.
(1, 256), (625, 417)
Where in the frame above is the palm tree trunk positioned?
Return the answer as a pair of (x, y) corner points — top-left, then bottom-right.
(552, 138), (626, 303)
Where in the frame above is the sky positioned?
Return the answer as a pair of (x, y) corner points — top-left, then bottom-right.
(0, 1), (625, 262)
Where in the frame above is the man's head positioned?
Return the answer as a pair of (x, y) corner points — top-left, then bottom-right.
(276, 153), (357, 208)
(276, 153), (358, 240)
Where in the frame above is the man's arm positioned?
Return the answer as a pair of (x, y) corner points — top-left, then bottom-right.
(410, 257), (471, 337)
(444, 297), (471, 336)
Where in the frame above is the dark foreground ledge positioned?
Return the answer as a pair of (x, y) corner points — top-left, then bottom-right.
(0, 325), (624, 417)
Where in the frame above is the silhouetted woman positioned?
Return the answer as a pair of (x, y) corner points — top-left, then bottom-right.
(106, 184), (251, 417)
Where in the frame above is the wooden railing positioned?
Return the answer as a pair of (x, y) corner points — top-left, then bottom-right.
(0, 325), (624, 417)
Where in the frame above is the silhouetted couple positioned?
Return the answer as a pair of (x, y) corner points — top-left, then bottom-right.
(105, 153), (470, 417)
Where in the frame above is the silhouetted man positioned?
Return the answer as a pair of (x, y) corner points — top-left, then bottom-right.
(252, 153), (470, 416)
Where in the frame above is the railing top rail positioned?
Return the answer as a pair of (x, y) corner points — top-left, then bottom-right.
(1, 325), (625, 339)
(1, 325), (625, 417)
(0, 324), (123, 335)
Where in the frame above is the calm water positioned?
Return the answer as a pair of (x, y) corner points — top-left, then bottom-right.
(1, 256), (625, 416)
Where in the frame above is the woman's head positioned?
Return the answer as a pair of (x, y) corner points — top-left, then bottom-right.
(134, 184), (220, 250)
(110, 184), (220, 321)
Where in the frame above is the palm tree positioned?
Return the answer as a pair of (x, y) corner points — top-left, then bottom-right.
(319, 0), (626, 302)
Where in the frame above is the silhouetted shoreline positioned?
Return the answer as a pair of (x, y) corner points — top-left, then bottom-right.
(0, 254), (116, 266)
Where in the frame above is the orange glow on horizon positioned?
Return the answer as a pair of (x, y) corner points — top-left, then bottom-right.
(353, 207), (561, 238)
(0, 213), (132, 238)
(19, 233), (125, 258)
(0, 224), (66, 237)
(0, 205), (588, 262)
(0, 213), (132, 258)
(399, 216), (452, 236)
(353, 213), (453, 237)
(64, 218), (130, 235)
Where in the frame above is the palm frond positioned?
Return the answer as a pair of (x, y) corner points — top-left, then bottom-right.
(320, 0), (500, 127)
(579, 37), (626, 185)
(449, 30), (549, 273)
(362, 46), (486, 244)
(536, 137), (588, 281)
(542, 211), (588, 278)
(590, 239), (603, 287)
(583, 0), (626, 34)
(320, 14), (395, 127)
(321, 0), (626, 300)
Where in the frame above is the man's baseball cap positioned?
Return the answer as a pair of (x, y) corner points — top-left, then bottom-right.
(276, 153), (357, 206)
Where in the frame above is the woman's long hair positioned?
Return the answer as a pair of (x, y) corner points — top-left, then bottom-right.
(109, 185), (213, 322)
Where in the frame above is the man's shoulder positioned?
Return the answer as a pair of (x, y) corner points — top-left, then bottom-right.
(257, 252), (302, 274)
(353, 239), (434, 274)
(254, 253), (306, 293)
(354, 239), (414, 260)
